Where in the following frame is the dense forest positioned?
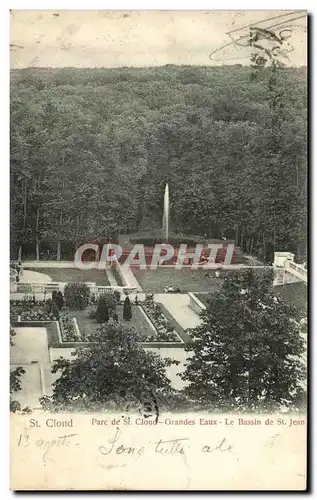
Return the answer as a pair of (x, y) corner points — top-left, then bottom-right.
(10, 64), (307, 261)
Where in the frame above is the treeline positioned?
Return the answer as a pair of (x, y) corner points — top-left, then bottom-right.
(10, 65), (307, 261)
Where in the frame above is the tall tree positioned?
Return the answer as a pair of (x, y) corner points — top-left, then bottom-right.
(181, 269), (306, 412)
(123, 296), (132, 321)
(40, 321), (174, 411)
(10, 66), (306, 261)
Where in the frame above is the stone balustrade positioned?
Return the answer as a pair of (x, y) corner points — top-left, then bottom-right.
(12, 281), (137, 296)
(273, 252), (307, 285)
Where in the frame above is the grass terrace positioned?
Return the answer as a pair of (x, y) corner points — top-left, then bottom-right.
(193, 280), (308, 313)
(275, 282), (307, 315)
(193, 293), (212, 307)
(132, 267), (221, 293)
(24, 267), (110, 285)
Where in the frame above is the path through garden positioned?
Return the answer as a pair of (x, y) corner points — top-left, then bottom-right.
(11, 327), (51, 408)
(155, 294), (202, 330)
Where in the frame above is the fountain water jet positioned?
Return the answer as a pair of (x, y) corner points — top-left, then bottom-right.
(162, 183), (169, 242)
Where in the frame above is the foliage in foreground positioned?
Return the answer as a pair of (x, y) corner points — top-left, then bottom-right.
(182, 268), (306, 413)
(10, 327), (27, 412)
(40, 321), (181, 412)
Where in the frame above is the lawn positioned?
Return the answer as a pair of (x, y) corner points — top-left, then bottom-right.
(194, 282), (308, 313)
(132, 267), (220, 293)
(275, 282), (307, 315)
(25, 268), (110, 285)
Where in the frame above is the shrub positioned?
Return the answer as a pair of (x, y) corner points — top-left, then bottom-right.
(19, 305), (59, 321)
(90, 293), (97, 304)
(145, 293), (154, 304)
(10, 400), (21, 413)
(102, 292), (117, 312)
(64, 283), (90, 310)
(44, 299), (54, 315)
(113, 290), (121, 304)
(52, 291), (58, 304)
(123, 296), (132, 321)
(96, 295), (109, 323)
(55, 291), (64, 309)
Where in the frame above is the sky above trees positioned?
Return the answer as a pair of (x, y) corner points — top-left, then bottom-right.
(10, 10), (307, 69)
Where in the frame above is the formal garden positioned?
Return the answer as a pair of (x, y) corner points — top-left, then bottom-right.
(10, 283), (185, 347)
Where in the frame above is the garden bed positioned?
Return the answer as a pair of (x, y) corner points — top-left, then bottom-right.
(69, 304), (183, 343)
(66, 304), (152, 341)
(10, 301), (59, 322)
(10, 295), (186, 346)
(67, 306), (99, 340)
(141, 299), (182, 343)
(111, 265), (125, 286)
(59, 313), (81, 342)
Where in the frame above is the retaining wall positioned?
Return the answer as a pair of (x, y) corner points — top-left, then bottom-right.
(188, 292), (206, 315)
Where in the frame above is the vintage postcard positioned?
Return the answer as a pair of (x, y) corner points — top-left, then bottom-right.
(10, 10), (307, 490)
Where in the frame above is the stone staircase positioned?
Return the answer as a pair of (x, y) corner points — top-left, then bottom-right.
(273, 252), (307, 286)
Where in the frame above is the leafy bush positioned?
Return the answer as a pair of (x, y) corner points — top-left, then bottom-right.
(101, 292), (117, 312)
(145, 294), (154, 304)
(89, 293), (97, 304)
(10, 400), (21, 413)
(64, 282), (90, 310)
(53, 291), (64, 309)
(10, 366), (26, 393)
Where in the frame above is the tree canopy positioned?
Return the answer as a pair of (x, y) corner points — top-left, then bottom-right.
(40, 320), (176, 412)
(11, 65), (307, 261)
(181, 268), (306, 412)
